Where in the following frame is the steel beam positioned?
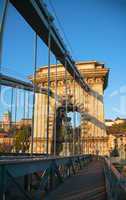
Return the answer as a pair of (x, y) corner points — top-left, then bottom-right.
(0, 73), (61, 100)
(10, 0), (90, 92)
(0, 155), (91, 199)
(0, 155), (89, 177)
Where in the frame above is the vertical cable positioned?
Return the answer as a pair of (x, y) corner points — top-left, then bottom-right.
(27, 91), (30, 153)
(14, 88), (17, 126)
(27, 92), (30, 120)
(79, 86), (81, 154)
(0, 0), (9, 71)
(77, 85), (80, 155)
(82, 90), (85, 154)
(10, 87), (14, 128)
(46, 27), (51, 155)
(35, 94), (39, 153)
(43, 91), (46, 153)
(73, 72), (75, 155)
(0, 0), (9, 109)
(23, 90), (26, 120)
(54, 58), (57, 156)
(96, 93), (99, 155)
(9, 87), (13, 153)
(64, 55), (68, 156)
(14, 88), (18, 153)
(31, 33), (37, 155)
(39, 90), (43, 153)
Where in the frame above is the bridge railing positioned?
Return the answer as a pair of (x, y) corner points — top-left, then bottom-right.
(0, 154), (92, 199)
(104, 157), (126, 200)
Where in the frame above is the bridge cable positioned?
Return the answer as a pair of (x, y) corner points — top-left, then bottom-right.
(31, 33), (38, 155)
(40, 86), (43, 153)
(79, 86), (81, 154)
(0, 0), (9, 112)
(27, 91), (31, 153)
(48, 0), (77, 60)
(64, 54), (68, 156)
(23, 90), (26, 121)
(96, 92), (99, 155)
(73, 71), (76, 155)
(46, 24), (51, 155)
(0, 0), (9, 71)
(82, 89), (85, 154)
(14, 88), (17, 130)
(10, 87), (14, 129)
(54, 57), (58, 156)
(79, 85), (81, 154)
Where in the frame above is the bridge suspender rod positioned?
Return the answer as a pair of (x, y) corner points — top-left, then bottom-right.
(27, 92), (30, 121)
(46, 26), (51, 155)
(27, 91), (30, 153)
(82, 89), (85, 154)
(73, 72), (75, 155)
(54, 58), (58, 156)
(0, 0), (9, 71)
(64, 55), (68, 156)
(31, 33), (38, 155)
(78, 86), (81, 154)
(96, 93), (99, 154)
(0, 0), (9, 108)
(23, 90), (26, 120)
(14, 88), (18, 137)
(10, 87), (14, 128)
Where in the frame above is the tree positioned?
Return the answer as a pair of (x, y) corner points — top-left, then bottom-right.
(0, 127), (4, 132)
(13, 126), (31, 153)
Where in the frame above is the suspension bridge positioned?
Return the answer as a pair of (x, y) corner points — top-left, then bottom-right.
(0, 1), (126, 199)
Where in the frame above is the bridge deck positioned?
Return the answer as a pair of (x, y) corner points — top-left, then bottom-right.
(46, 160), (107, 200)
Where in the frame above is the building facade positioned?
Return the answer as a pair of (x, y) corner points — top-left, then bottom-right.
(106, 118), (126, 160)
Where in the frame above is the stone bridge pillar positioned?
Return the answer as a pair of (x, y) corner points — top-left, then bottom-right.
(31, 61), (109, 155)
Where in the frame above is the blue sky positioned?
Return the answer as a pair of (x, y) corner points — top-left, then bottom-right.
(1, 0), (126, 120)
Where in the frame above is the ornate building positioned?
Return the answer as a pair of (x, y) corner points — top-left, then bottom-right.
(106, 118), (126, 160)
(0, 111), (11, 132)
(31, 61), (109, 155)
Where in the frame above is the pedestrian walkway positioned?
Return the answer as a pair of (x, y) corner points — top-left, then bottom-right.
(46, 160), (107, 200)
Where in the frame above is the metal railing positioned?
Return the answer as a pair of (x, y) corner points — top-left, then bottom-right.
(104, 157), (126, 200)
(0, 154), (92, 199)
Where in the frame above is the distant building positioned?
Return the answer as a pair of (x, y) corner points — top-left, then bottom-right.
(106, 117), (126, 160)
(105, 117), (126, 127)
(114, 117), (126, 124)
(0, 111), (11, 132)
(105, 119), (114, 127)
(0, 112), (32, 153)
(0, 112), (32, 132)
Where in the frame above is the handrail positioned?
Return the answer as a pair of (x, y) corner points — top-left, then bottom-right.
(0, 154), (92, 199)
(104, 157), (126, 200)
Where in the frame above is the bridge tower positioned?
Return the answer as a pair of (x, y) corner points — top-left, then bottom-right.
(31, 61), (109, 155)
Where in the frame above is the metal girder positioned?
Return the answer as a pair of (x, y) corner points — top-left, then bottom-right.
(0, 73), (60, 99)
(0, 155), (91, 199)
(0, 155), (90, 177)
(10, 0), (90, 92)
(0, 73), (33, 91)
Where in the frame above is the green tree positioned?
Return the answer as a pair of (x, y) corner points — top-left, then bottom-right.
(0, 127), (4, 132)
(13, 126), (31, 153)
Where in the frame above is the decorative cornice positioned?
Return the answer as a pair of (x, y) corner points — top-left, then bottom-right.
(29, 61), (109, 90)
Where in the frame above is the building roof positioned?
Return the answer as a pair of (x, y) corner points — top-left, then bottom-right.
(105, 119), (113, 122)
(115, 117), (126, 121)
